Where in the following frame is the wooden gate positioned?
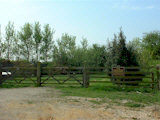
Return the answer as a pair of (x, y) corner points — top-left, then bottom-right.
(0, 63), (89, 87)
(0, 66), (36, 85)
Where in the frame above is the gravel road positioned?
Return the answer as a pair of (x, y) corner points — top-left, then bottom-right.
(0, 87), (159, 120)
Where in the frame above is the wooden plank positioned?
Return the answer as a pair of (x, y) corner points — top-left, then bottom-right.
(83, 66), (89, 88)
(2, 67), (36, 70)
(42, 82), (80, 85)
(112, 81), (157, 84)
(112, 76), (151, 79)
(42, 67), (83, 70)
(37, 62), (41, 86)
(157, 65), (160, 90)
(119, 86), (153, 88)
(4, 82), (35, 84)
(90, 81), (112, 83)
(152, 72), (155, 89)
(0, 65), (2, 84)
(125, 66), (155, 69)
(90, 71), (107, 74)
(41, 79), (83, 81)
(90, 76), (110, 78)
(90, 80), (157, 84)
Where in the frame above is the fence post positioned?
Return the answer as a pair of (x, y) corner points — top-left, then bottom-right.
(83, 66), (89, 88)
(37, 62), (41, 87)
(156, 65), (160, 90)
(0, 65), (2, 85)
(151, 72), (155, 89)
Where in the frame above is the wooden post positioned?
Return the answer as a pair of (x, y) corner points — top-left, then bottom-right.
(152, 72), (155, 89)
(83, 66), (89, 88)
(0, 65), (2, 85)
(156, 65), (160, 90)
(37, 62), (41, 87)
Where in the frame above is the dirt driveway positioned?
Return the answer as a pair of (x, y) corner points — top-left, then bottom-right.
(0, 87), (159, 120)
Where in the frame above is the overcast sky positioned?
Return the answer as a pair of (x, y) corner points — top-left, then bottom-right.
(0, 0), (160, 45)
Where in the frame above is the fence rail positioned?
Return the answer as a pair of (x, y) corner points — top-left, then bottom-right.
(0, 63), (160, 90)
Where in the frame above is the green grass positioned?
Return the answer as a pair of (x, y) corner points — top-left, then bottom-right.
(27, 100), (34, 104)
(89, 100), (104, 105)
(54, 83), (160, 106)
(124, 102), (145, 108)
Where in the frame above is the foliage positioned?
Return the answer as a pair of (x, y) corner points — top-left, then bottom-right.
(33, 22), (42, 62)
(142, 31), (160, 59)
(53, 33), (76, 66)
(0, 21), (159, 67)
(88, 44), (106, 67)
(129, 38), (152, 66)
(41, 24), (54, 62)
(4, 21), (15, 60)
(0, 25), (6, 58)
(106, 29), (139, 70)
(19, 23), (33, 61)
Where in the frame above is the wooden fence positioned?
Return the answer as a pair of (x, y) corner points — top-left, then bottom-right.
(0, 62), (160, 90)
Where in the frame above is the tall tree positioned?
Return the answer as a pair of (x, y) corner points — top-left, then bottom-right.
(91, 44), (106, 67)
(33, 22), (42, 62)
(142, 31), (160, 59)
(19, 23), (33, 61)
(55, 33), (76, 66)
(0, 25), (2, 58)
(117, 28), (128, 66)
(12, 34), (21, 61)
(80, 38), (88, 65)
(129, 37), (153, 66)
(106, 34), (119, 69)
(111, 34), (119, 66)
(106, 28), (139, 69)
(41, 24), (54, 62)
(5, 21), (15, 60)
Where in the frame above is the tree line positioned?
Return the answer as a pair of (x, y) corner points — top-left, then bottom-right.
(0, 21), (160, 68)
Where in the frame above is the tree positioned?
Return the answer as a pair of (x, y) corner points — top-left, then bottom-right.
(80, 38), (88, 66)
(41, 24), (54, 62)
(5, 21), (15, 60)
(33, 22), (42, 62)
(81, 38), (88, 50)
(0, 25), (2, 58)
(106, 34), (119, 69)
(142, 31), (160, 59)
(12, 34), (21, 61)
(88, 44), (106, 67)
(129, 37), (152, 66)
(126, 44), (139, 66)
(19, 23), (33, 61)
(106, 28), (139, 69)
(52, 44), (59, 66)
(117, 28), (128, 66)
(55, 33), (76, 66)
(110, 34), (119, 66)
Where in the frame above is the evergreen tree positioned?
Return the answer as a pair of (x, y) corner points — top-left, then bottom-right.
(106, 28), (139, 69)
(117, 28), (128, 66)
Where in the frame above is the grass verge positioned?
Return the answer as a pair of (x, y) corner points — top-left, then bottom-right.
(54, 83), (160, 107)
